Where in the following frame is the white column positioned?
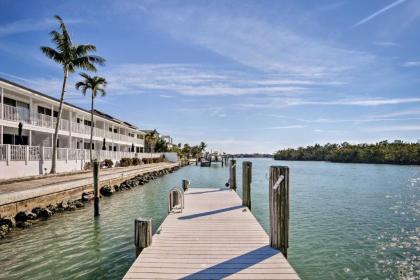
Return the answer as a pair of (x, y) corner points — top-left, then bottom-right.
(51, 104), (54, 129)
(29, 130), (32, 146)
(29, 97), (33, 123)
(0, 86), (3, 120)
(0, 125), (3, 145)
(25, 145), (29, 165)
(6, 144), (10, 166)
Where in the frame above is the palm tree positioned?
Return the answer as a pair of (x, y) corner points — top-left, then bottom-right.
(41, 15), (105, 173)
(199, 141), (207, 153)
(75, 73), (107, 163)
(145, 130), (158, 153)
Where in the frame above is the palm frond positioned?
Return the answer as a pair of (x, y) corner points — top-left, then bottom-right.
(75, 44), (97, 56)
(40, 47), (64, 64)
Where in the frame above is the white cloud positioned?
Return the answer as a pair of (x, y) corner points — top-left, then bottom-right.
(374, 41), (397, 47)
(367, 125), (420, 132)
(101, 63), (331, 96)
(403, 61), (420, 67)
(0, 17), (83, 38)
(353, 0), (407, 27)
(150, 4), (375, 78)
(239, 97), (420, 108)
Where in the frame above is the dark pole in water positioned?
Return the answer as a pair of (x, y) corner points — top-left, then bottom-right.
(269, 166), (289, 258)
(93, 160), (100, 217)
(229, 159), (237, 191)
(242, 161), (252, 209)
(182, 179), (189, 191)
(134, 218), (152, 256)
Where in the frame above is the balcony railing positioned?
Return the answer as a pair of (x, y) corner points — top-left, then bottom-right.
(2, 104), (144, 145)
(0, 144), (163, 163)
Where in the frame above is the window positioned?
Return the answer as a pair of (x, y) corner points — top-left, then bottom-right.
(2, 134), (28, 145)
(38, 106), (57, 116)
(3, 134), (14, 144)
(113, 128), (118, 133)
(4, 97), (16, 107)
(84, 120), (92, 127)
(84, 142), (94, 149)
(109, 127), (112, 132)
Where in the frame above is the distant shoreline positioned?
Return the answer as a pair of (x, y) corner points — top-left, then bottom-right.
(274, 140), (420, 166)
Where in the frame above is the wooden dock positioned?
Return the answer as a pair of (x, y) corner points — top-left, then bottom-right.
(123, 187), (300, 280)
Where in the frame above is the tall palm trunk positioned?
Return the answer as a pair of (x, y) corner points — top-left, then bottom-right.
(90, 90), (95, 163)
(50, 69), (68, 173)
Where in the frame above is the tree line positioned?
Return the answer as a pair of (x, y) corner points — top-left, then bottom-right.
(274, 140), (420, 165)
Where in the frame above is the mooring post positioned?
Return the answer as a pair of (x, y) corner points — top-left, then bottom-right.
(229, 159), (237, 191)
(269, 166), (289, 258)
(182, 179), (189, 191)
(242, 161), (252, 209)
(134, 218), (152, 256)
(93, 160), (100, 217)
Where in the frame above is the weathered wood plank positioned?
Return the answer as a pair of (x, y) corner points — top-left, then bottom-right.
(123, 188), (300, 280)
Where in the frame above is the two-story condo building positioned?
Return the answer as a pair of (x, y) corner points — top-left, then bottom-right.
(0, 77), (171, 179)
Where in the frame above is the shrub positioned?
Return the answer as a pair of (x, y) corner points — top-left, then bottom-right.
(120, 158), (132, 167)
(132, 157), (141, 166)
(84, 162), (92, 170)
(102, 159), (113, 168)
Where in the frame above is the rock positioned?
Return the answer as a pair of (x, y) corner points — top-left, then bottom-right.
(82, 192), (94, 201)
(47, 204), (58, 213)
(58, 201), (68, 209)
(100, 185), (113, 196)
(74, 200), (84, 208)
(0, 224), (10, 239)
(0, 217), (16, 228)
(34, 208), (52, 219)
(67, 205), (77, 211)
(15, 211), (29, 222)
(27, 212), (37, 220)
(16, 221), (32, 228)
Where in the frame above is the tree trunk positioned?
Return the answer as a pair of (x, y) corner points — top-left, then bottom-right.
(50, 69), (68, 174)
(90, 91), (95, 163)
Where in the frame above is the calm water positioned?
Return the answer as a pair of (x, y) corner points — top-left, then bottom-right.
(0, 159), (419, 280)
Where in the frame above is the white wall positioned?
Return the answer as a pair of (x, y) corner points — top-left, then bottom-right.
(0, 160), (86, 179)
(163, 152), (178, 163)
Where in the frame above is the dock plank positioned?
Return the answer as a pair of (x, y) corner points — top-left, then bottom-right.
(123, 188), (300, 280)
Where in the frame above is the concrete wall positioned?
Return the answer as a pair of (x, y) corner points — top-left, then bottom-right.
(0, 152), (174, 179)
(0, 160), (86, 179)
(163, 152), (178, 163)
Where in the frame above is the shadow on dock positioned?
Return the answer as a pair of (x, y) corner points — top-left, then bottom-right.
(180, 246), (280, 279)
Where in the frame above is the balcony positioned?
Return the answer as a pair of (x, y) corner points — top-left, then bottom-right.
(0, 144), (161, 162)
(2, 104), (144, 145)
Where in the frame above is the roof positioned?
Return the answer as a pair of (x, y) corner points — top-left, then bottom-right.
(0, 76), (139, 130)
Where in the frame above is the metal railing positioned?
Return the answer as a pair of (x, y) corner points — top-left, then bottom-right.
(168, 186), (184, 213)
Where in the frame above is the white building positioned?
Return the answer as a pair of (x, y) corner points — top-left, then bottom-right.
(0, 77), (173, 179)
(161, 135), (174, 149)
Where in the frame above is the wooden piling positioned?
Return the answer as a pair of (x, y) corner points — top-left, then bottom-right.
(182, 179), (189, 191)
(134, 218), (152, 256)
(269, 166), (289, 258)
(242, 161), (252, 209)
(93, 160), (100, 217)
(229, 159), (237, 191)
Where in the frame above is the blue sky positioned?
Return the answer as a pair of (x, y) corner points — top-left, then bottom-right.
(1, 0), (420, 153)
